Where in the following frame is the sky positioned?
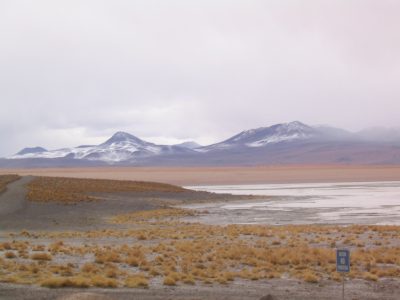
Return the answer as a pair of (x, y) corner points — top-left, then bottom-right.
(1, 0), (400, 156)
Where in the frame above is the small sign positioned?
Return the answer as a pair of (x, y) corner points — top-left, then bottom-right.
(336, 249), (350, 273)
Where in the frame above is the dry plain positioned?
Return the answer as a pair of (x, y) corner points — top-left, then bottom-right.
(0, 167), (399, 299)
(3, 165), (400, 185)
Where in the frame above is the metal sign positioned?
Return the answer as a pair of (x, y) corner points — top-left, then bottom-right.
(336, 249), (350, 273)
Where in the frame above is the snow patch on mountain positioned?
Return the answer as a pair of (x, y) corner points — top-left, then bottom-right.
(201, 121), (317, 151)
(246, 122), (315, 147)
(10, 131), (164, 163)
(246, 132), (310, 147)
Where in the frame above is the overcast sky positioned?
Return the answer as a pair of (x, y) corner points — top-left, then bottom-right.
(1, 1), (400, 156)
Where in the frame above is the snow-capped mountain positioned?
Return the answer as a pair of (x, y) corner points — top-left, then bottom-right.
(10, 132), (192, 163)
(5, 121), (400, 167)
(16, 147), (48, 156)
(200, 121), (318, 151)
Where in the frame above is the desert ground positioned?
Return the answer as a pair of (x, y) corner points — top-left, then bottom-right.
(0, 169), (399, 299)
(2, 165), (400, 185)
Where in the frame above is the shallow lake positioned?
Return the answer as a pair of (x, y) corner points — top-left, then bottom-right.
(183, 181), (400, 225)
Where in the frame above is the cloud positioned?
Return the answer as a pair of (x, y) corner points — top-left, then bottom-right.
(1, 1), (400, 156)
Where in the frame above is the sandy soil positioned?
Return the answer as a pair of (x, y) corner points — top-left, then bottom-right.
(2, 165), (400, 186)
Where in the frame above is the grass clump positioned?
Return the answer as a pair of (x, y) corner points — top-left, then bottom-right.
(363, 272), (378, 281)
(41, 276), (90, 288)
(31, 252), (52, 261)
(81, 263), (99, 274)
(182, 275), (195, 285)
(302, 271), (319, 283)
(163, 276), (177, 286)
(125, 275), (149, 288)
(90, 275), (118, 288)
(4, 251), (16, 259)
(95, 250), (121, 264)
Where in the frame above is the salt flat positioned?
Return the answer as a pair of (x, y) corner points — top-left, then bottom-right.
(184, 181), (400, 225)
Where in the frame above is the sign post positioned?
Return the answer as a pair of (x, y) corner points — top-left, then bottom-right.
(336, 249), (350, 300)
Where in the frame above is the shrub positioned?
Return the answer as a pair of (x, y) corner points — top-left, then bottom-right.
(95, 250), (121, 264)
(91, 275), (118, 288)
(126, 257), (139, 267)
(163, 276), (176, 286)
(303, 271), (319, 283)
(0, 242), (12, 251)
(125, 275), (149, 288)
(41, 276), (90, 288)
(31, 252), (52, 261)
(182, 275), (195, 285)
(4, 251), (16, 259)
(81, 263), (99, 273)
(363, 272), (378, 281)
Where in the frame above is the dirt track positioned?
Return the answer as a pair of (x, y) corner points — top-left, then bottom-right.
(0, 176), (32, 217)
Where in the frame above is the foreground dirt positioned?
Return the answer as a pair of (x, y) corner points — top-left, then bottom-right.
(0, 278), (398, 300)
(2, 165), (400, 185)
(0, 176), (399, 300)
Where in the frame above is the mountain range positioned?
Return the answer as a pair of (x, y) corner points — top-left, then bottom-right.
(2, 121), (400, 167)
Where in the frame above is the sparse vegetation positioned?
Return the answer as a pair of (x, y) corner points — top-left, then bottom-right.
(27, 176), (186, 203)
(110, 208), (196, 224)
(0, 223), (399, 288)
(90, 275), (118, 288)
(41, 276), (90, 288)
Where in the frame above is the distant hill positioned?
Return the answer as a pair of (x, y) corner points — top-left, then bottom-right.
(16, 147), (48, 156)
(3, 121), (400, 167)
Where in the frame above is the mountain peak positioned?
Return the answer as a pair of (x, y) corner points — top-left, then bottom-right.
(204, 121), (317, 150)
(175, 141), (202, 149)
(16, 146), (47, 156)
(102, 131), (146, 145)
(112, 131), (136, 139)
(271, 121), (314, 134)
(285, 120), (309, 129)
